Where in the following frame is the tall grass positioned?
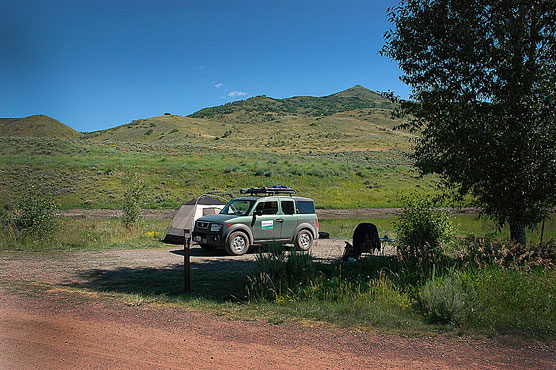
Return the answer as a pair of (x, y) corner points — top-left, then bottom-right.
(0, 218), (168, 251)
(245, 238), (556, 336)
(420, 267), (556, 335)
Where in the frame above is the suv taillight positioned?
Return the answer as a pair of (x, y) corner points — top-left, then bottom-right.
(316, 218), (319, 228)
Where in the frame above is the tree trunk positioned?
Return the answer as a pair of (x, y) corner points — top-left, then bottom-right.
(509, 220), (526, 245)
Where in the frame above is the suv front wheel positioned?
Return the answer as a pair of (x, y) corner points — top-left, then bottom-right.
(294, 229), (313, 251)
(226, 231), (250, 256)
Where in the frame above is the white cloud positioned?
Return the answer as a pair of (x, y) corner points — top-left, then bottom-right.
(214, 83), (223, 88)
(228, 91), (247, 98)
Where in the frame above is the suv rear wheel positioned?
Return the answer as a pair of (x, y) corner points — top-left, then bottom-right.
(295, 229), (313, 251)
(226, 231), (249, 256)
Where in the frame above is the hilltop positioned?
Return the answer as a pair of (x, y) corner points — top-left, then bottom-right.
(87, 85), (411, 153)
(189, 85), (396, 124)
(0, 115), (80, 139)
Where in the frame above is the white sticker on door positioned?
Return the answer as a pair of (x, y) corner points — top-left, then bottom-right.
(261, 220), (274, 231)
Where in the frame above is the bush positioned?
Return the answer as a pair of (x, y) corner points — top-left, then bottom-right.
(122, 172), (146, 229)
(419, 273), (466, 325)
(1, 187), (58, 237)
(458, 237), (555, 270)
(393, 193), (455, 264)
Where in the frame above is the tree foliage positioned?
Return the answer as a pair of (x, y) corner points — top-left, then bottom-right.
(381, 0), (556, 244)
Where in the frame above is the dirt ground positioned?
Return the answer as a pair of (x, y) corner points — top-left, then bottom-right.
(1, 241), (555, 369)
(0, 239), (360, 285)
(2, 285), (554, 370)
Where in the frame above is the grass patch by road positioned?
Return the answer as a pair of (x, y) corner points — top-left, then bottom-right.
(0, 218), (170, 251)
(2, 241), (554, 339)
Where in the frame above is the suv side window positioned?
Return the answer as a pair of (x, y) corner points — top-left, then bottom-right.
(281, 200), (295, 215)
(255, 201), (278, 215)
(296, 200), (315, 214)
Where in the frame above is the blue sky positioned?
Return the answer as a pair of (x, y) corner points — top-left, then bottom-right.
(1, 0), (408, 132)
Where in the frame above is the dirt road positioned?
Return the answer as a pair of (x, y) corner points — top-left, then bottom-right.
(1, 244), (555, 369)
(56, 207), (484, 220)
(2, 287), (554, 370)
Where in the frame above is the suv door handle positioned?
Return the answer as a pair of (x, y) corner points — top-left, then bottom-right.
(276, 218), (284, 223)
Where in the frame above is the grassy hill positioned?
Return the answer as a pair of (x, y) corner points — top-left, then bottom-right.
(0, 86), (437, 210)
(0, 115), (80, 139)
(189, 85), (397, 124)
(86, 85), (411, 154)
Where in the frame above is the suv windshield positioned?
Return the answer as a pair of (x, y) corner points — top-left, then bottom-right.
(220, 199), (254, 216)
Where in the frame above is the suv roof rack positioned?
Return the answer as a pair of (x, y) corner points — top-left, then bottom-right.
(240, 186), (296, 195)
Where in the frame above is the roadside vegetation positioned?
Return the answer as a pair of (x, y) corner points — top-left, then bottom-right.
(243, 196), (556, 337)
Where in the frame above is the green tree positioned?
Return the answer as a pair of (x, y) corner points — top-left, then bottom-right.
(381, 0), (556, 245)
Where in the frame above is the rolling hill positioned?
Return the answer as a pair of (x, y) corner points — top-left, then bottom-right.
(0, 85), (429, 210)
(0, 115), (80, 139)
(189, 85), (397, 124)
(86, 85), (412, 153)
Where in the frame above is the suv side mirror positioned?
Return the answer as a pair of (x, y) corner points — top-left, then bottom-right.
(251, 209), (262, 227)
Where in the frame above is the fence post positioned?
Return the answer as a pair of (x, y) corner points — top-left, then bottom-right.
(540, 217), (546, 248)
(184, 229), (191, 292)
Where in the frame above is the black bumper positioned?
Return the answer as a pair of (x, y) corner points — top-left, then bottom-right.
(192, 231), (223, 247)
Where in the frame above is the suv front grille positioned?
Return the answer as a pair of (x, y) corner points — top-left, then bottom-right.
(196, 221), (209, 229)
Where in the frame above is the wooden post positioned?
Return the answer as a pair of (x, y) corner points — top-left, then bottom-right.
(184, 229), (191, 292)
(540, 217), (546, 248)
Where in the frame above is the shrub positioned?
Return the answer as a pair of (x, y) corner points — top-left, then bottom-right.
(419, 274), (466, 325)
(144, 129), (153, 136)
(458, 237), (555, 270)
(393, 193), (455, 265)
(1, 187), (58, 237)
(122, 172), (146, 229)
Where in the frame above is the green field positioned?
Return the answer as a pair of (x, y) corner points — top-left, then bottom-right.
(320, 215), (556, 242)
(0, 136), (438, 210)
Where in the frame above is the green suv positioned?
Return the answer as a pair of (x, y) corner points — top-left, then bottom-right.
(192, 187), (319, 255)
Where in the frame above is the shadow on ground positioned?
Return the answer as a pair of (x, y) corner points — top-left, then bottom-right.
(68, 255), (254, 302)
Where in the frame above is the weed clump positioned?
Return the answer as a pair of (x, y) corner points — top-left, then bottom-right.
(122, 172), (146, 229)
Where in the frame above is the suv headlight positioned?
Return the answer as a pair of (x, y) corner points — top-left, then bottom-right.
(210, 224), (222, 232)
